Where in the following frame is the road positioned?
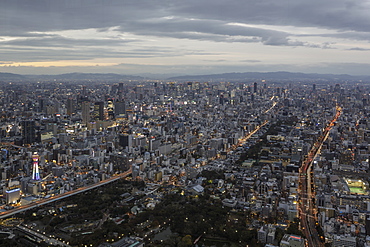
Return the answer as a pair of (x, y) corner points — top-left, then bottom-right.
(227, 120), (269, 153)
(17, 225), (70, 246)
(228, 99), (279, 152)
(0, 169), (132, 219)
(298, 106), (341, 247)
(0, 100), (279, 220)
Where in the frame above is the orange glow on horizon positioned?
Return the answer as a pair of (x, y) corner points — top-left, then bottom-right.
(0, 60), (118, 68)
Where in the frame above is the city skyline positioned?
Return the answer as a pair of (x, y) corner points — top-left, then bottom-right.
(1, 1), (370, 76)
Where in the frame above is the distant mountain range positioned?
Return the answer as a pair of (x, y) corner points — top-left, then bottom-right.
(167, 71), (370, 81)
(0, 72), (26, 80)
(1, 71), (370, 82)
(0, 72), (144, 81)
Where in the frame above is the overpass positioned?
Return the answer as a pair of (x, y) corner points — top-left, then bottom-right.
(0, 169), (132, 219)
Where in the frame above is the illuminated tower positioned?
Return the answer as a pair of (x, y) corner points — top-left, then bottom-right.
(32, 153), (41, 181)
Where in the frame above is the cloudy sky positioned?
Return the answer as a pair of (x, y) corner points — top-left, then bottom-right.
(1, 0), (370, 76)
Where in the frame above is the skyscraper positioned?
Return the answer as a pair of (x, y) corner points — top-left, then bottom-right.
(66, 98), (74, 116)
(93, 101), (104, 120)
(38, 98), (45, 113)
(119, 134), (132, 149)
(115, 101), (126, 116)
(219, 94), (224, 105)
(82, 101), (90, 124)
(82, 85), (87, 96)
(32, 152), (41, 181)
(254, 82), (258, 93)
(21, 120), (36, 144)
(118, 82), (124, 93)
(107, 99), (114, 119)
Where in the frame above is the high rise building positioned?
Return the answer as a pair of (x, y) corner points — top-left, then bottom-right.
(46, 104), (56, 116)
(82, 85), (87, 96)
(93, 101), (104, 120)
(118, 82), (124, 93)
(21, 120), (36, 144)
(258, 226), (267, 243)
(115, 101), (126, 116)
(119, 134), (132, 149)
(66, 98), (74, 116)
(334, 83), (341, 93)
(38, 98), (45, 113)
(32, 152), (41, 181)
(219, 94), (224, 105)
(5, 188), (20, 204)
(254, 82), (257, 93)
(107, 99), (114, 119)
(82, 101), (90, 124)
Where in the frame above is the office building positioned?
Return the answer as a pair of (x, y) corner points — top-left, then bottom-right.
(333, 235), (356, 247)
(119, 134), (132, 149)
(82, 101), (90, 124)
(21, 120), (36, 144)
(5, 188), (20, 204)
(280, 234), (304, 247)
(67, 98), (74, 115)
(115, 101), (126, 116)
(93, 101), (104, 120)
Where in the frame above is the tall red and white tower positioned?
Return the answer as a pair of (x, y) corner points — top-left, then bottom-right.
(32, 152), (41, 181)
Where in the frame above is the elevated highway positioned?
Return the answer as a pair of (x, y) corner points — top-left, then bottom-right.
(0, 169), (132, 219)
(298, 106), (341, 247)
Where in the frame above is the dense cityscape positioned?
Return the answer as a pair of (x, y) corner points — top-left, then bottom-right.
(3, 0), (370, 246)
(0, 77), (368, 247)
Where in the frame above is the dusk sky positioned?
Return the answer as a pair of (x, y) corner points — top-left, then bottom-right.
(1, 0), (370, 76)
